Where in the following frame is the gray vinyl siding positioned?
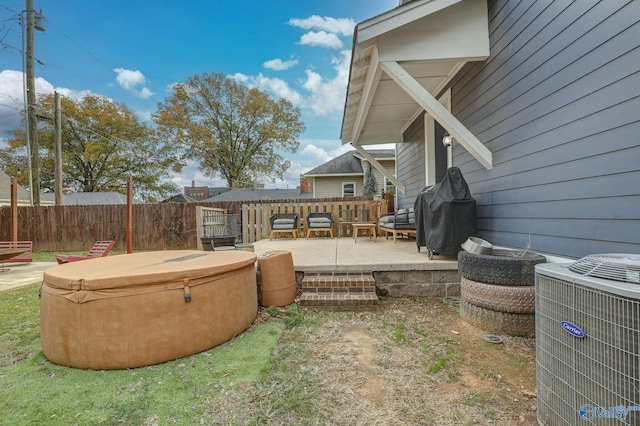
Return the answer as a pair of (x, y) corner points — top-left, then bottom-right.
(448, 0), (640, 258)
(398, 112), (426, 209)
(365, 160), (395, 196)
(312, 176), (363, 198)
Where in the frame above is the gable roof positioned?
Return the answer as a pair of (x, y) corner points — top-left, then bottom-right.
(205, 188), (312, 202)
(161, 193), (199, 203)
(304, 149), (395, 177)
(341, 0), (493, 169)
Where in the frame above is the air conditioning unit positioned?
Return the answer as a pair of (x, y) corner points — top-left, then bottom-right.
(535, 254), (640, 425)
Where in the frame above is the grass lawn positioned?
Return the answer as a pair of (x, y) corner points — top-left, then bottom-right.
(31, 251), (131, 263)
(0, 283), (284, 425)
(0, 282), (537, 425)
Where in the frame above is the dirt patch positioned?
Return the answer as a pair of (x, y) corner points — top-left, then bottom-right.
(204, 298), (537, 425)
(341, 324), (387, 407)
(309, 298), (537, 425)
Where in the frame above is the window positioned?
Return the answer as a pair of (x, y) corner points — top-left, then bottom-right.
(342, 182), (355, 197)
(384, 177), (396, 194)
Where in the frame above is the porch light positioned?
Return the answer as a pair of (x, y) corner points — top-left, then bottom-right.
(443, 133), (453, 169)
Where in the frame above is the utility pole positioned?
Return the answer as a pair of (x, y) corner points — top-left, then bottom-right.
(54, 91), (63, 205)
(25, 0), (40, 205)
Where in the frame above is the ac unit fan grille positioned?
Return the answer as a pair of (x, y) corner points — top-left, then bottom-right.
(569, 254), (640, 284)
(536, 272), (640, 425)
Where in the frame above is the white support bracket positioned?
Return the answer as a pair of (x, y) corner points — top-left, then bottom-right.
(352, 145), (406, 194)
(380, 61), (493, 169)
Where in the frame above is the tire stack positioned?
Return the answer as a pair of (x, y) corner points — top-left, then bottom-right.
(457, 249), (546, 337)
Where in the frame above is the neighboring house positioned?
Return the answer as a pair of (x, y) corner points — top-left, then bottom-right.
(204, 187), (313, 202)
(60, 192), (130, 205)
(341, 0), (640, 259)
(184, 181), (230, 200)
(304, 149), (396, 198)
(0, 171), (32, 206)
(161, 193), (199, 203)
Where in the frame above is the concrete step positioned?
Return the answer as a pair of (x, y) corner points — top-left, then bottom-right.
(299, 271), (379, 310)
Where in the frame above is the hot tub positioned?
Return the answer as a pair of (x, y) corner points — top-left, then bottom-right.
(40, 250), (257, 370)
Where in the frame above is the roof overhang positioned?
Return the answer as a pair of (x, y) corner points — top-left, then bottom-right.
(304, 173), (363, 178)
(341, 0), (493, 169)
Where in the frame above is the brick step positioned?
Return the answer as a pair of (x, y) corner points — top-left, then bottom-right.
(299, 271), (379, 311)
(299, 292), (379, 311)
(301, 272), (376, 293)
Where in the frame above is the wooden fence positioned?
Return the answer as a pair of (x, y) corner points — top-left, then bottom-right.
(0, 197), (389, 252)
(243, 199), (388, 242)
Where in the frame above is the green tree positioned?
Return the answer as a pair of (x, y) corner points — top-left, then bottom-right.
(153, 72), (305, 188)
(0, 94), (179, 202)
(363, 163), (378, 196)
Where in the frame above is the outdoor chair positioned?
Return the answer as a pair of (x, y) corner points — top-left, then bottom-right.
(378, 208), (416, 243)
(306, 212), (334, 238)
(55, 240), (116, 264)
(269, 213), (299, 240)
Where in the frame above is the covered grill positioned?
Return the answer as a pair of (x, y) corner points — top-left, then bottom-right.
(414, 167), (477, 259)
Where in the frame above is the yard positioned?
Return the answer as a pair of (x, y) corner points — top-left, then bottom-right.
(0, 282), (537, 425)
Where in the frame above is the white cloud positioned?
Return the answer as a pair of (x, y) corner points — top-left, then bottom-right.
(113, 68), (144, 90)
(301, 49), (351, 117)
(288, 16), (356, 37)
(298, 31), (343, 50)
(300, 140), (352, 166)
(229, 73), (304, 106)
(55, 88), (97, 100)
(263, 58), (299, 71)
(139, 87), (153, 99)
(229, 73), (249, 85)
(0, 70), (97, 136)
(136, 110), (153, 122)
(113, 68), (154, 99)
(0, 70), (27, 132)
(230, 48), (351, 119)
(169, 159), (227, 190)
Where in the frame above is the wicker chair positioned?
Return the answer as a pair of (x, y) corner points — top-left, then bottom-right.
(269, 213), (299, 240)
(306, 212), (334, 238)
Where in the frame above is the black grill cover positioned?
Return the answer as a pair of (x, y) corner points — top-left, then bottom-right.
(414, 167), (476, 255)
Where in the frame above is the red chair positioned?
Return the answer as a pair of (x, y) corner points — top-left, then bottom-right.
(55, 240), (116, 264)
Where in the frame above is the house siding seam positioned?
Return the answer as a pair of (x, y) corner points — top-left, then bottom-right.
(447, 0), (640, 258)
(398, 112), (426, 209)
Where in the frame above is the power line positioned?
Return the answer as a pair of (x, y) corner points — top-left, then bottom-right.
(0, 4), (20, 14)
(0, 110), (20, 119)
(41, 15), (111, 72)
(0, 92), (23, 105)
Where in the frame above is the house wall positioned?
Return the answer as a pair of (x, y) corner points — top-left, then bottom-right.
(448, 0), (640, 258)
(312, 176), (364, 198)
(368, 159), (396, 195)
(398, 112), (426, 209)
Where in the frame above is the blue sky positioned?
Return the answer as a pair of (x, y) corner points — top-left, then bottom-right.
(0, 0), (397, 191)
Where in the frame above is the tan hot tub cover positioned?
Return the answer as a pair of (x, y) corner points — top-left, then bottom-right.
(40, 250), (258, 370)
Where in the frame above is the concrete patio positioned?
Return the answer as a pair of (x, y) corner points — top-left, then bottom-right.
(253, 235), (460, 298)
(0, 236), (461, 298)
(253, 234), (457, 271)
(0, 261), (56, 292)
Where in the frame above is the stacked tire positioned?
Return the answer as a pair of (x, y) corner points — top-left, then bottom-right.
(457, 249), (546, 337)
